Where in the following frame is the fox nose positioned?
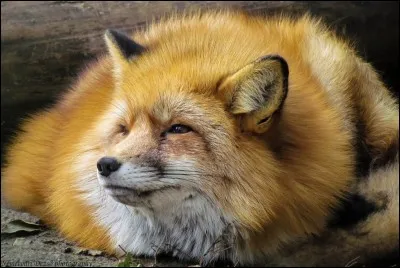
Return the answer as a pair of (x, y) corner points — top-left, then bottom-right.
(97, 157), (121, 177)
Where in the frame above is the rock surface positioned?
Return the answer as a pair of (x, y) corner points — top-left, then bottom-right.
(1, 207), (195, 267)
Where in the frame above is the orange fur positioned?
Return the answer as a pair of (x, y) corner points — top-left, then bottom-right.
(2, 9), (398, 264)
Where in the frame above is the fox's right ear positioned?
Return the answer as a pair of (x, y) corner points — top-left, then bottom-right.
(104, 29), (145, 77)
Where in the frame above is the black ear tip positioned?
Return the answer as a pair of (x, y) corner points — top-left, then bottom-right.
(105, 29), (128, 41)
(104, 28), (146, 59)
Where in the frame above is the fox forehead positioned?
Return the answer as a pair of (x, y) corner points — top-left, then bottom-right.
(111, 82), (229, 125)
(118, 58), (227, 102)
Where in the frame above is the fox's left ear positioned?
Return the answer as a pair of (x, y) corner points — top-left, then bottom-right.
(218, 55), (289, 133)
(104, 29), (145, 76)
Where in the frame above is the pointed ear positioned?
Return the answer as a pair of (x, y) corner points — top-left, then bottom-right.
(104, 29), (145, 60)
(104, 29), (145, 77)
(218, 55), (289, 133)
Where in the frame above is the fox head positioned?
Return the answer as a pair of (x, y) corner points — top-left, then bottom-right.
(91, 28), (289, 227)
(98, 28), (289, 224)
(75, 18), (352, 255)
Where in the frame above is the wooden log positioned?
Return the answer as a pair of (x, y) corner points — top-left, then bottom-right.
(1, 1), (398, 159)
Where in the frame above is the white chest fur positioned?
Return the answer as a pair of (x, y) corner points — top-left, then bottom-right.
(80, 174), (233, 263)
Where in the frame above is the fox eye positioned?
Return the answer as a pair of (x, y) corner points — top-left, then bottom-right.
(118, 124), (129, 135)
(167, 124), (192, 134)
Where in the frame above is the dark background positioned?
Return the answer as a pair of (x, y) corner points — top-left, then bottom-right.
(1, 1), (399, 162)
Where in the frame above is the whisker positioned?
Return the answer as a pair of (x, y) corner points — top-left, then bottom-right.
(121, 172), (161, 177)
(161, 177), (218, 187)
(109, 102), (130, 117)
(162, 169), (201, 172)
(163, 164), (198, 167)
(119, 176), (160, 181)
(125, 168), (159, 172)
(162, 173), (201, 176)
(159, 177), (199, 184)
(162, 174), (201, 178)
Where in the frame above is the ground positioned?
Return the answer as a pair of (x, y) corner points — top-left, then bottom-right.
(1, 207), (196, 267)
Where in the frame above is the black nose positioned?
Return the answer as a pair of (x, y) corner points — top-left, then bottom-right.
(97, 157), (121, 177)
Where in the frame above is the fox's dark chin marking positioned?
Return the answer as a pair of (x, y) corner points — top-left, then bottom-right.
(103, 185), (183, 208)
(104, 185), (179, 198)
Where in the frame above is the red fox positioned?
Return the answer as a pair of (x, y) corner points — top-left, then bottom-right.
(2, 10), (398, 266)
